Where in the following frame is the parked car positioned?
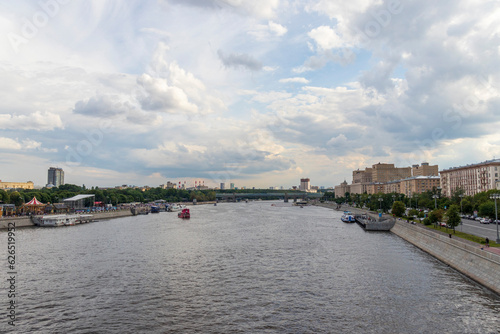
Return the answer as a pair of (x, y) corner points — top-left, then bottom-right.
(480, 218), (490, 224)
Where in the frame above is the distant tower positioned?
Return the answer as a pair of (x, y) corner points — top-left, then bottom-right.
(220, 183), (225, 190)
(300, 178), (310, 192)
(47, 167), (64, 187)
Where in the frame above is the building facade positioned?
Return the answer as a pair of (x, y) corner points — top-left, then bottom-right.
(300, 178), (311, 192)
(371, 163), (411, 183)
(440, 159), (500, 197)
(0, 180), (34, 190)
(400, 176), (441, 197)
(47, 167), (64, 187)
(334, 180), (350, 198)
(412, 162), (439, 177)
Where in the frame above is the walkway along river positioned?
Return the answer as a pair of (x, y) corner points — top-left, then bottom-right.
(1, 201), (499, 333)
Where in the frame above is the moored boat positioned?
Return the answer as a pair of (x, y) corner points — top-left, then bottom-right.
(32, 214), (86, 227)
(178, 208), (190, 219)
(341, 211), (356, 223)
(168, 204), (185, 212)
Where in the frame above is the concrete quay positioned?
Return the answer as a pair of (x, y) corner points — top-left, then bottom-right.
(316, 203), (500, 295)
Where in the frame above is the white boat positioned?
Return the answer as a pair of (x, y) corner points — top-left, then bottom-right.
(341, 211), (356, 223)
(168, 204), (185, 212)
(33, 214), (79, 227)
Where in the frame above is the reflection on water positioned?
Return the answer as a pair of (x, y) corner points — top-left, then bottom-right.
(7, 201), (500, 333)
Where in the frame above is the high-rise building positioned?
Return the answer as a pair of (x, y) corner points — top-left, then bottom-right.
(230, 183), (235, 190)
(47, 167), (64, 187)
(300, 178), (311, 192)
(220, 183), (225, 190)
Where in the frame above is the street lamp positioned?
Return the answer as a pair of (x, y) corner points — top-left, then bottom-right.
(378, 197), (383, 211)
(459, 194), (464, 214)
(432, 194), (439, 209)
(490, 193), (500, 243)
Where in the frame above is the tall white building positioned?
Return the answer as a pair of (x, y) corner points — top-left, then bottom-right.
(300, 178), (310, 192)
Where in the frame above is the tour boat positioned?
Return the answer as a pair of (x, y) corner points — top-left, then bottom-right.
(341, 211), (356, 223)
(178, 208), (190, 219)
(150, 205), (160, 213)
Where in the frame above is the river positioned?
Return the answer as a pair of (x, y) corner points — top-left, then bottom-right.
(3, 201), (499, 333)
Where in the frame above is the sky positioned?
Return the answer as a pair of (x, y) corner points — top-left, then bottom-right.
(1, 0), (500, 189)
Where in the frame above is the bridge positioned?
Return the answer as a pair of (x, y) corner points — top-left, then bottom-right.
(215, 192), (323, 202)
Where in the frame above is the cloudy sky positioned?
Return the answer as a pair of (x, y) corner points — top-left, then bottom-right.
(1, 0), (499, 189)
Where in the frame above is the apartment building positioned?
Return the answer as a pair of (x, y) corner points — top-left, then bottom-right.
(440, 159), (500, 197)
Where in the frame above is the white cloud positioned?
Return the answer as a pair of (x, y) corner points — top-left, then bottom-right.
(249, 21), (287, 40)
(0, 111), (63, 131)
(279, 77), (310, 84)
(308, 26), (346, 50)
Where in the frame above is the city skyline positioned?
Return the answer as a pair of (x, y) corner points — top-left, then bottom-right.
(1, 1), (500, 188)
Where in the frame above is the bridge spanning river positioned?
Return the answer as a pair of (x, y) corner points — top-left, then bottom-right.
(215, 192), (323, 201)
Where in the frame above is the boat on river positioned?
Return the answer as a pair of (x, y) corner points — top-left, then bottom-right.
(150, 205), (160, 213)
(341, 211), (356, 223)
(178, 208), (190, 219)
(32, 214), (93, 227)
(168, 204), (185, 212)
(131, 206), (150, 215)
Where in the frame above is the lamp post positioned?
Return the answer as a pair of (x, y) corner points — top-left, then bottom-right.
(432, 194), (438, 209)
(459, 194), (464, 214)
(378, 197), (383, 211)
(490, 193), (500, 243)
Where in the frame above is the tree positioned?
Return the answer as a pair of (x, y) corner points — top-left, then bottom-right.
(428, 210), (439, 228)
(446, 204), (461, 233)
(392, 201), (405, 217)
(478, 201), (495, 218)
(9, 192), (24, 206)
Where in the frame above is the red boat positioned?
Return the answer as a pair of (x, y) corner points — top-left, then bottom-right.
(178, 208), (190, 219)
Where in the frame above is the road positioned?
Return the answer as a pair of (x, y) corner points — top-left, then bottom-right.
(456, 218), (500, 242)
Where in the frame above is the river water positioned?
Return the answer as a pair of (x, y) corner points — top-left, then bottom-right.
(3, 201), (499, 333)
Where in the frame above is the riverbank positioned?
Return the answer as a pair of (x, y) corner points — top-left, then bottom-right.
(0, 201), (220, 230)
(315, 203), (500, 295)
(0, 209), (133, 229)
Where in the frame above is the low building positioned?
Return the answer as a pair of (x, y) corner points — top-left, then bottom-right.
(400, 176), (441, 197)
(0, 180), (34, 190)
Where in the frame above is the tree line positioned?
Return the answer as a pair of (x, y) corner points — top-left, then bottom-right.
(322, 187), (500, 218)
(0, 184), (217, 207)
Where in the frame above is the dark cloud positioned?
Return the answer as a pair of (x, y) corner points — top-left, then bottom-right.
(73, 95), (135, 117)
(217, 50), (263, 71)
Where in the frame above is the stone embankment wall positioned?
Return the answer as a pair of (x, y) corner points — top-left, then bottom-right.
(0, 210), (133, 230)
(391, 220), (500, 295)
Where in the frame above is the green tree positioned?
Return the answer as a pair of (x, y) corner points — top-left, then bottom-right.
(428, 210), (439, 228)
(446, 204), (461, 233)
(478, 201), (495, 218)
(392, 201), (405, 217)
(9, 192), (24, 206)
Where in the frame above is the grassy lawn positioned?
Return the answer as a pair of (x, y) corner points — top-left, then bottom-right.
(404, 218), (499, 247)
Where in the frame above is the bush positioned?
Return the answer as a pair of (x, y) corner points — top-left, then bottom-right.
(423, 217), (431, 225)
